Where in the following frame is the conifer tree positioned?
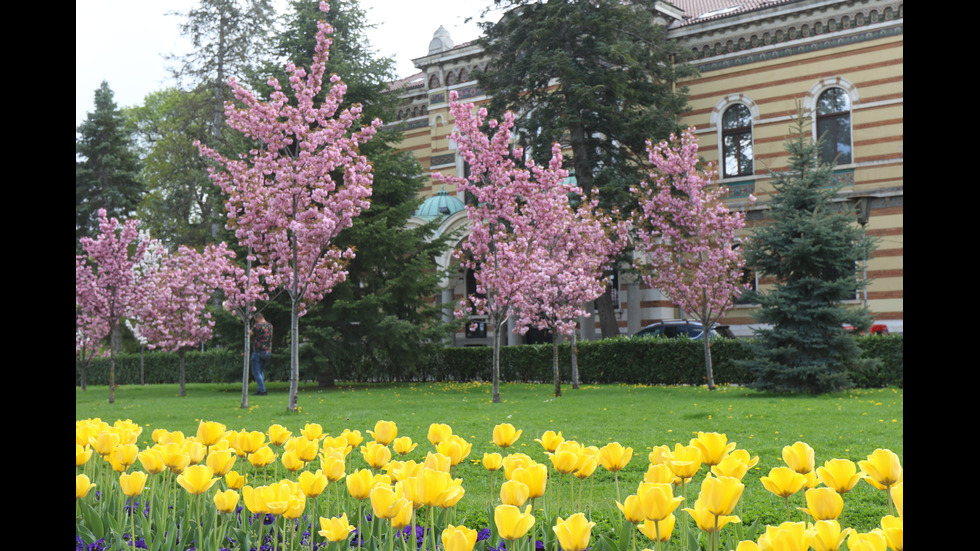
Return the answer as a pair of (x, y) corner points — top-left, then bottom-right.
(740, 111), (877, 393)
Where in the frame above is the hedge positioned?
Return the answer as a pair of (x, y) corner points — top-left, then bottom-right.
(76, 335), (902, 389)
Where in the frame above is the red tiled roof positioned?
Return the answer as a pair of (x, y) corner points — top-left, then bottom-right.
(669, 0), (798, 26)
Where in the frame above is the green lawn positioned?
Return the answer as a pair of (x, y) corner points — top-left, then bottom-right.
(76, 381), (903, 537)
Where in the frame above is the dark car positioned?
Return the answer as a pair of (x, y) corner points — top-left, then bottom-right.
(632, 320), (735, 340)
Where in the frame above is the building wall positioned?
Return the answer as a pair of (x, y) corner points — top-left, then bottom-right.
(391, 0), (903, 343)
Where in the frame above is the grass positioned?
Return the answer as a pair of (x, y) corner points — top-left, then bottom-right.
(76, 380), (903, 538)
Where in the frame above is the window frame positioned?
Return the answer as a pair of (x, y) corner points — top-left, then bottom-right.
(721, 103), (754, 178)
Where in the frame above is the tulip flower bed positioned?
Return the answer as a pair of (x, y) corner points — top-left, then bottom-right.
(76, 382), (902, 551)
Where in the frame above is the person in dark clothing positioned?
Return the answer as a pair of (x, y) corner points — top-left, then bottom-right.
(250, 313), (273, 395)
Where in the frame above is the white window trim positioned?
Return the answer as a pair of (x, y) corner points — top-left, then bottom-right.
(710, 94), (759, 180)
(804, 77), (859, 166)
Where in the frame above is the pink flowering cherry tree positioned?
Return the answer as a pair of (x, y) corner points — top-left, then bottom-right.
(76, 209), (154, 403)
(219, 250), (272, 408)
(197, 2), (380, 411)
(632, 127), (754, 390)
(133, 243), (236, 397)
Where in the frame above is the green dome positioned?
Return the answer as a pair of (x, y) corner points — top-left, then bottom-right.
(414, 188), (465, 220)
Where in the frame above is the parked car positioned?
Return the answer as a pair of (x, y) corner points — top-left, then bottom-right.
(632, 320), (735, 340)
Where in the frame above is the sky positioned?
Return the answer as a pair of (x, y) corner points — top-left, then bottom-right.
(76, 0), (502, 128)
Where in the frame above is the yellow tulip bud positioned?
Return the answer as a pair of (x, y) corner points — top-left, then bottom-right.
(553, 513), (595, 551)
(214, 489), (240, 514)
(119, 471), (148, 497)
(267, 424), (292, 446)
(799, 487), (844, 521)
(177, 464), (218, 495)
(441, 524), (478, 551)
(482, 452), (503, 471)
(197, 421), (227, 447)
(495, 504), (536, 541)
(691, 432), (735, 467)
(782, 441), (815, 475)
(319, 513), (356, 542)
(299, 470), (329, 498)
(76, 474), (96, 499)
(637, 514), (675, 543)
(393, 436), (418, 455)
(500, 479), (530, 507)
(534, 430), (564, 453)
(492, 423), (523, 449)
(369, 420), (398, 446)
(761, 466), (807, 498)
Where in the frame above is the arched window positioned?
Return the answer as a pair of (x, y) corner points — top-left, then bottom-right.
(816, 87), (852, 165)
(722, 104), (753, 178)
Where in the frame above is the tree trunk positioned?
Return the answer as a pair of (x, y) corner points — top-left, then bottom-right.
(570, 331), (579, 389)
(492, 316), (505, 403)
(552, 336), (562, 397)
(109, 323), (120, 404)
(702, 330), (716, 390)
(289, 298), (300, 411)
(241, 314), (250, 409)
(139, 345), (145, 385)
(594, 290), (621, 338)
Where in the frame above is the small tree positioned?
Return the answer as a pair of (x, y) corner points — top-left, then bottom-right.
(739, 111), (876, 393)
(135, 243), (236, 396)
(198, 1), (380, 412)
(219, 249), (272, 408)
(75, 209), (154, 403)
(632, 128), (753, 390)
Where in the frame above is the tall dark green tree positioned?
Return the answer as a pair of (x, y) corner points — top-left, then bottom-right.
(739, 111), (877, 393)
(76, 81), (143, 252)
(232, 0), (454, 385)
(476, 0), (696, 337)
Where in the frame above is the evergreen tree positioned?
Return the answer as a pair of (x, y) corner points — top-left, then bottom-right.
(476, 0), (696, 337)
(740, 111), (877, 393)
(76, 81), (143, 252)
(239, 0), (454, 385)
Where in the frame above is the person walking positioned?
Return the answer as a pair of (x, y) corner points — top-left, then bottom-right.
(250, 313), (273, 395)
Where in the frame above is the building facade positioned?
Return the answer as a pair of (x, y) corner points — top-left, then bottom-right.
(390, 0), (903, 345)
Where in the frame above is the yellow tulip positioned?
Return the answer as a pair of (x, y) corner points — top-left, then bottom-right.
(438, 435), (472, 466)
(441, 524), (478, 551)
(636, 482), (684, 522)
(511, 463), (547, 500)
(177, 464), (218, 495)
(549, 448), (580, 475)
(500, 479), (530, 507)
(138, 448), (167, 475)
(699, 475), (744, 516)
(782, 442), (815, 475)
(615, 494), (645, 524)
(761, 467), (807, 498)
(858, 449), (902, 491)
(644, 463), (676, 485)
(880, 515), (902, 551)
(267, 424), (292, 446)
(758, 522), (810, 551)
(196, 421), (227, 447)
(76, 474), (96, 499)
(482, 452), (503, 471)
(248, 446), (277, 468)
(389, 496), (414, 529)
(424, 451), (453, 472)
(502, 453), (534, 479)
(292, 436), (320, 463)
(798, 487), (843, 521)
(573, 452), (598, 480)
(238, 430), (266, 455)
(76, 444), (93, 467)
(214, 489), (240, 513)
(637, 514), (676, 543)
(242, 485), (269, 515)
(683, 498), (740, 534)
(184, 441), (207, 465)
(389, 460), (424, 481)
(322, 436), (353, 456)
(319, 513), (356, 542)
(493, 423), (523, 448)
(534, 430), (564, 453)
(347, 468), (376, 500)
(598, 442), (633, 472)
(419, 467), (465, 507)
(393, 436), (418, 455)
(808, 519), (852, 551)
(370, 482), (400, 519)
(109, 443), (139, 472)
(225, 470), (247, 490)
(283, 493), (306, 520)
(691, 432), (735, 467)
(341, 429), (364, 448)
(158, 429), (185, 446)
(711, 454), (750, 480)
(362, 441), (393, 470)
(206, 449), (237, 476)
(553, 513), (596, 551)
(369, 420), (398, 445)
(648, 445), (672, 465)
(495, 504), (536, 541)
(847, 529), (887, 551)
(162, 442), (191, 474)
(119, 471), (148, 497)
(299, 470), (329, 498)
(667, 444), (702, 482)
(815, 459), (864, 494)
(734, 542), (760, 551)
(301, 423), (325, 442)
(321, 452), (347, 482)
(427, 423), (453, 446)
(90, 431), (121, 458)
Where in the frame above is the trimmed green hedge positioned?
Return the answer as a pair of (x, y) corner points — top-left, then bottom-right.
(76, 335), (902, 388)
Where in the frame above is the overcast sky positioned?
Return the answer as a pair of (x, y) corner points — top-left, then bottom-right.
(76, 0), (500, 128)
